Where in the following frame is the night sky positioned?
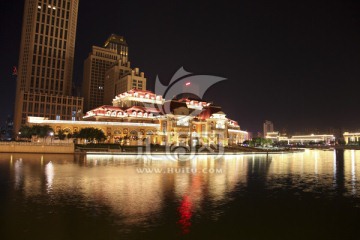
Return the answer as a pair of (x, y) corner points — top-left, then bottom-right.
(1, 0), (360, 134)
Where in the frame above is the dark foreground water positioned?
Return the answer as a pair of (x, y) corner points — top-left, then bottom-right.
(1, 150), (360, 240)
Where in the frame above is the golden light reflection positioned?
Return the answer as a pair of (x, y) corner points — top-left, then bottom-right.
(2, 150), (360, 228)
(14, 158), (23, 190)
(45, 161), (54, 192)
(344, 150), (360, 195)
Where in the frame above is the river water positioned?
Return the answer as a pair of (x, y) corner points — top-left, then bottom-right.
(1, 150), (360, 240)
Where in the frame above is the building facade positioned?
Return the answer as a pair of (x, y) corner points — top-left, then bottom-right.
(343, 132), (360, 144)
(82, 46), (120, 111)
(289, 134), (335, 145)
(104, 34), (128, 60)
(28, 89), (249, 146)
(83, 34), (147, 111)
(104, 60), (146, 105)
(263, 120), (274, 138)
(14, 0), (83, 133)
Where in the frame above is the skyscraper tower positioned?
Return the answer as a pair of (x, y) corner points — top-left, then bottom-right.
(82, 34), (129, 111)
(104, 34), (129, 61)
(14, 0), (83, 133)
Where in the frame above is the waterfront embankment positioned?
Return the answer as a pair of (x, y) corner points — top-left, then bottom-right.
(0, 142), (306, 155)
(0, 142), (74, 153)
(75, 144), (304, 155)
(300, 145), (360, 150)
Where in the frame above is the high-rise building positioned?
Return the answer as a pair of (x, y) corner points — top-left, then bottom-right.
(104, 60), (146, 105)
(14, 0), (83, 133)
(82, 45), (120, 111)
(104, 34), (129, 60)
(83, 34), (147, 111)
(263, 120), (274, 137)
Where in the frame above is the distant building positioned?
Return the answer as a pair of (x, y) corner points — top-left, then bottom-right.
(265, 132), (336, 145)
(265, 131), (289, 142)
(104, 34), (129, 58)
(343, 132), (360, 144)
(266, 131), (280, 141)
(83, 34), (147, 111)
(0, 115), (14, 140)
(82, 45), (121, 111)
(14, 0), (83, 133)
(289, 134), (335, 145)
(263, 120), (274, 138)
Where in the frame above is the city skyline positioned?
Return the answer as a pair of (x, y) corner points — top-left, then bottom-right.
(1, 0), (360, 134)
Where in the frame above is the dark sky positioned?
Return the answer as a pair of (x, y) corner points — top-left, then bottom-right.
(1, 0), (360, 134)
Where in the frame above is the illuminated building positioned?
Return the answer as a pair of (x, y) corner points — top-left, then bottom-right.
(266, 131), (281, 141)
(103, 34), (129, 58)
(82, 45), (122, 111)
(265, 131), (289, 142)
(265, 131), (280, 140)
(265, 132), (336, 145)
(104, 61), (146, 105)
(83, 34), (147, 111)
(343, 132), (360, 144)
(27, 89), (249, 146)
(14, 0), (83, 133)
(289, 134), (335, 145)
(263, 120), (274, 138)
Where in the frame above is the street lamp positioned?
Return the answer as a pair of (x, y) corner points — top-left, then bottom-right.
(49, 131), (54, 144)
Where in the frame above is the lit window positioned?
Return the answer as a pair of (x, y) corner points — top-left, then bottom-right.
(48, 5), (51, 8)
(38, 6), (42, 9)
(52, 7), (56, 10)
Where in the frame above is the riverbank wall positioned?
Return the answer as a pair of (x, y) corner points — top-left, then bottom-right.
(0, 142), (74, 153)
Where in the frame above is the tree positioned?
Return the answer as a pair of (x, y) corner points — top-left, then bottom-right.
(249, 137), (273, 147)
(72, 131), (79, 139)
(57, 129), (66, 140)
(78, 128), (106, 143)
(19, 125), (32, 139)
(31, 125), (53, 138)
(20, 125), (53, 140)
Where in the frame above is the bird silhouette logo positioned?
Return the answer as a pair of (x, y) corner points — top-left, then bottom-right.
(154, 67), (226, 116)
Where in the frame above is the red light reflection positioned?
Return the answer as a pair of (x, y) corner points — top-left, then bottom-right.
(177, 195), (192, 235)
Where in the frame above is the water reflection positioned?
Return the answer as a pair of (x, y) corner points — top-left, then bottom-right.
(14, 158), (23, 190)
(45, 161), (54, 192)
(178, 195), (192, 235)
(351, 150), (356, 195)
(1, 150), (360, 237)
